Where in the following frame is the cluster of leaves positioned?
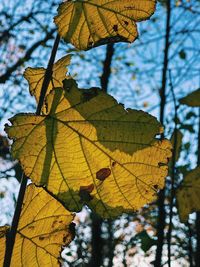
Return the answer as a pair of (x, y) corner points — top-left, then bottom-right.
(0, 0), (176, 265)
(176, 88), (200, 222)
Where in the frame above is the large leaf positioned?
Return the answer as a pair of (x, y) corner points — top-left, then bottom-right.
(0, 184), (74, 266)
(177, 166), (200, 222)
(54, 0), (156, 50)
(179, 88), (200, 107)
(5, 79), (172, 218)
(24, 55), (71, 105)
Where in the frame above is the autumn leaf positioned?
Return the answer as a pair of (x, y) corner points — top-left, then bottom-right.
(177, 166), (200, 222)
(180, 88), (200, 107)
(5, 79), (172, 218)
(54, 0), (156, 50)
(0, 226), (9, 266)
(24, 55), (71, 105)
(0, 184), (75, 266)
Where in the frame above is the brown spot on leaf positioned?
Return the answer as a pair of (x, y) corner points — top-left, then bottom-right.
(28, 226), (35, 230)
(153, 185), (159, 190)
(123, 20), (129, 26)
(112, 161), (116, 167)
(39, 236), (45, 240)
(79, 184), (94, 202)
(52, 220), (58, 228)
(96, 168), (111, 181)
(113, 24), (118, 32)
(63, 235), (67, 243)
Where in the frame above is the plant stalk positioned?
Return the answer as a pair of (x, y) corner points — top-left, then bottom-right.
(155, 0), (171, 266)
(3, 34), (60, 267)
(167, 71), (178, 267)
(195, 108), (200, 267)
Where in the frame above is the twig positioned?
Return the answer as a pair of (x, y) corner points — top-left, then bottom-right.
(167, 70), (178, 267)
(155, 0), (172, 266)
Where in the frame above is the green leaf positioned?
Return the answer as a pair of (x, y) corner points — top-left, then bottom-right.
(54, 0), (156, 50)
(177, 166), (200, 222)
(135, 230), (157, 253)
(180, 89), (200, 107)
(5, 79), (172, 218)
(179, 49), (186, 60)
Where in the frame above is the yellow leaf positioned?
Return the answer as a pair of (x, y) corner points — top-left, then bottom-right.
(24, 55), (71, 105)
(177, 166), (200, 222)
(0, 226), (9, 266)
(180, 88), (200, 107)
(0, 184), (75, 266)
(54, 0), (156, 50)
(5, 79), (172, 218)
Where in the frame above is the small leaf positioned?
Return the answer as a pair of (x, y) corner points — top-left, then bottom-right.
(180, 88), (200, 107)
(5, 79), (172, 218)
(0, 184), (75, 266)
(177, 166), (200, 222)
(179, 49), (186, 60)
(180, 124), (195, 133)
(54, 0), (156, 50)
(24, 55), (71, 105)
(170, 129), (183, 163)
(135, 230), (157, 253)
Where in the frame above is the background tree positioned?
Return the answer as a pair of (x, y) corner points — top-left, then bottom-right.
(1, 0), (200, 266)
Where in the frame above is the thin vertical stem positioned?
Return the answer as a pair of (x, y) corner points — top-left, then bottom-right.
(101, 44), (115, 93)
(155, 0), (171, 266)
(3, 34), (60, 267)
(167, 71), (178, 267)
(195, 108), (200, 267)
(187, 223), (194, 267)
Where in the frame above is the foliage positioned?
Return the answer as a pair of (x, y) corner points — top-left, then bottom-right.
(1, 0), (200, 265)
(54, 0), (156, 50)
(24, 55), (71, 105)
(5, 78), (171, 218)
(0, 184), (74, 266)
(180, 88), (200, 107)
(0, 0), (171, 265)
(177, 166), (200, 222)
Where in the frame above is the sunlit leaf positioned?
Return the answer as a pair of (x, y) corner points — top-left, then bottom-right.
(0, 184), (75, 266)
(5, 79), (172, 218)
(0, 226), (9, 266)
(180, 88), (200, 107)
(177, 166), (200, 222)
(24, 55), (71, 105)
(54, 0), (156, 50)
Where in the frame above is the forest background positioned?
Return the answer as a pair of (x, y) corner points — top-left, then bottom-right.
(0, 0), (200, 266)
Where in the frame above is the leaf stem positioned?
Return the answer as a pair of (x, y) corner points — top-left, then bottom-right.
(3, 34), (60, 267)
